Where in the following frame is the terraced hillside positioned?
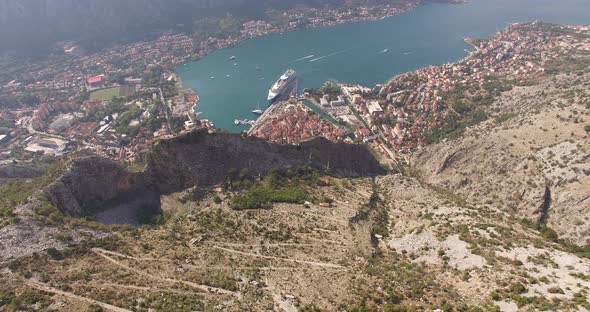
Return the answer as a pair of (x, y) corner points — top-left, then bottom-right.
(2, 172), (590, 311)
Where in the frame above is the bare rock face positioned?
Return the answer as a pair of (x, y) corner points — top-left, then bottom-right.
(43, 130), (386, 224)
(146, 130), (387, 194)
(44, 156), (156, 218)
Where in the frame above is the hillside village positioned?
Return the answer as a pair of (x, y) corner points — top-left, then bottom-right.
(299, 23), (590, 160)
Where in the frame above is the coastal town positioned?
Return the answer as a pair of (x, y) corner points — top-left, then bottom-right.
(0, 1), (420, 166)
(1, 10), (588, 169)
(278, 22), (590, 160)
(249, 98), (349, 144)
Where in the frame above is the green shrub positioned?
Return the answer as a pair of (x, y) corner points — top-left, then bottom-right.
(231, 185), (307, 210)
(230, 169), (311, 210)
(87, 304), (104, 312)
(509, 282), (527, 295)
(547, 287), (564, 294)
(46, 247), (63, 260)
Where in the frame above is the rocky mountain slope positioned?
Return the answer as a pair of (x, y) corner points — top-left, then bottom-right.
(43, 156), (160, 226)
(412, 71), (590, 246)
(2, 171), (589, 311)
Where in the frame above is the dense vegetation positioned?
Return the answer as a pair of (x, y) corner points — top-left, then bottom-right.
(228, 167), (317, 210)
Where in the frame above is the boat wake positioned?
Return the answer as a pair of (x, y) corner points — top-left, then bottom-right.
(291, 54), (315, 62)
(309, 50), (347, 63)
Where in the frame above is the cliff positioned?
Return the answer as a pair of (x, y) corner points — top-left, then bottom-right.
(147, 130), (387, 193)
(44, 156), (156, 218)
(43, 130), (386, 223)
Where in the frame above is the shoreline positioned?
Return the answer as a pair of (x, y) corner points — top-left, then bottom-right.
(176, 2), (484, 119)
(174, 2), (424, 69)
(176, 3), (427, 129)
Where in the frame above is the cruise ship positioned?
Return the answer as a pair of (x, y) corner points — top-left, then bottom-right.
(267, 69), (297, 102)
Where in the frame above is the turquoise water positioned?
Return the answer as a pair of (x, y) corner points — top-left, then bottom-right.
(177, 0), (590, 132)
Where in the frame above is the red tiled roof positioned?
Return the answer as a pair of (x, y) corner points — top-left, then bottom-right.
(87, 76), (103, 84)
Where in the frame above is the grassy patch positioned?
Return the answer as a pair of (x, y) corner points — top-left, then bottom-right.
(89, 87), (121, 101)
(231, 185), (308, 210)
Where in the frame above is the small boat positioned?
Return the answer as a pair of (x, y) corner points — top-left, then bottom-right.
(233, 63), (238, 66)
(252, 101), (264, 115)
(256, 66), (261, 70)
(210, 76), (215, 80)
(234, 119), (256, 126)
(230, 56), (236, 60)
(226, 74), (231, 78)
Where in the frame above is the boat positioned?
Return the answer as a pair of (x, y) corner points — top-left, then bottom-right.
(234, 119), (256, 126)
(267, 69), (297, 102)
(210, 76), (215, 80)
(256, 66), (261, 70)
(252, 101), (264, 115)
(226, 74), (231, 78)
(230, 56), (236, 60)
(233, 63), (238, 66)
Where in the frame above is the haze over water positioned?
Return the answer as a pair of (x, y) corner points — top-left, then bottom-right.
(177, 0), (590, 132)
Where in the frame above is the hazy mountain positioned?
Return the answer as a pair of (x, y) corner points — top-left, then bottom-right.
(0, 0), (249, 54)
(0, 0), (404, 55)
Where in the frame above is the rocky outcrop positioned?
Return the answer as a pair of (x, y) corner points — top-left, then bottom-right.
(147, 130), (387, 194)
(44, 156), (158, 218)
(43, 130), (386, 224)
